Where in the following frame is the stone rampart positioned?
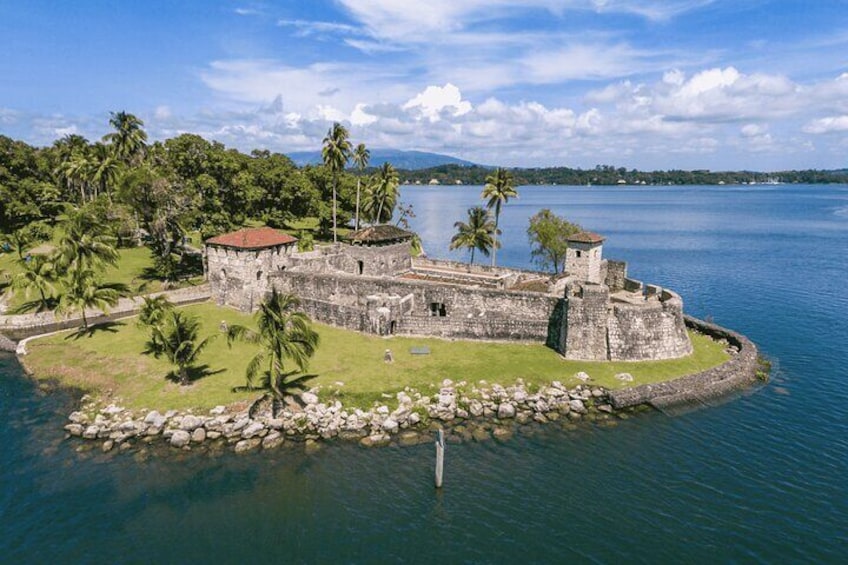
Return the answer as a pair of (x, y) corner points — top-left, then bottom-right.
(270, 270), (559, 341)
(0, 285), (211, 342)
(412, 257), (541, 278)
(296, 297), (368, 332)
(561, 284), (610, 360)
(607, 291), (692, 360)
(605, 260), (628, 292)
(396, 314), (550, 341)
(607, 315), (760, 409)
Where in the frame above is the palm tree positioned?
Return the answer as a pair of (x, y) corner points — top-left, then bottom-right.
(227, 289), (320, 400)
(481, 168), (517, 266)
(58, 152), (93, 203)
(137, 294), (174, 329)
(103, 111), (147, 164)
(321, 122), (352, 243)
(54, 206), (119, 273)
(366, 162), (399, 224)
(10, 254), (57, 312)
(145, 309), (214, 386)
(449, 206), (497, 265)
(56, 268), (128, 329)
(90, 142), (121, 202)
(352, 143), (370, 230)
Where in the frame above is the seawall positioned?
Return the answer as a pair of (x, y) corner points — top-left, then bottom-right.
(0, 285), (212, 345)
(608, 315), (761, 410)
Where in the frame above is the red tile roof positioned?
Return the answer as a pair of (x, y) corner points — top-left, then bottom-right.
(567, 231), (605, 244)
(206, 227), (297, 250)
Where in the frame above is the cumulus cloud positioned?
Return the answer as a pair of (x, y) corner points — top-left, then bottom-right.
(402, 84), (472, 122)
(803, 116), (848, 134)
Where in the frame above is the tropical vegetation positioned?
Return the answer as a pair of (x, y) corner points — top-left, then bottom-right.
(143, 309), (216, 386)
(527, 209), (582, 273)
(450, 206), (497, 264)
(481, 167), (517, 266)
(226, 290), (320, 401)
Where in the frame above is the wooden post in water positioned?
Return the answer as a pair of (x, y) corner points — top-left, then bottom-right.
(435, 428), (445, 489)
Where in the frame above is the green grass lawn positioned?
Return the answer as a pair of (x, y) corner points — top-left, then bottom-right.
(1, 245), (203, 311)
(21, 302), (729, 412)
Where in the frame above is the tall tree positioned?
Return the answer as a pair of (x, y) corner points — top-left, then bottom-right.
(526, 209), (582, 274)
(10, 254), (57, 312)
(364, 162), (399, 224)
(481, 167), (518, 266)
(321, 122), (352, 243)
(449, 206), (497, 265)
(55, 206), (119, 273)
(90, 142), (121, 202)
(145, 309), (214, 386)
(57, 152), (93, 203)
(103, 111), (147, 165)
(226, 289), (320, 401)
(352, 143), (370, 230)
(56, 268), (128, 329)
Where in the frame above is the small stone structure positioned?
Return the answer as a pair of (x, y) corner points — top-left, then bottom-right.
(205, 225), (693, 361)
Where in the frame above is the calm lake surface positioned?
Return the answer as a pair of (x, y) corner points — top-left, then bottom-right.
(2, 184), (847, 563)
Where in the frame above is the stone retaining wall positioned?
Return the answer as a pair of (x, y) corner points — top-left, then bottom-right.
(607, 315), (760, 409)
(0, 285), (212, 342)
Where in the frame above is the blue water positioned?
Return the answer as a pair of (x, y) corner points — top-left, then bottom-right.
(2, 184), (847, 562)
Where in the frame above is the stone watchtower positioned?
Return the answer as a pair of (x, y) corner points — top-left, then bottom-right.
(565, 231), (605, 283)
(205, 227), (298, 311)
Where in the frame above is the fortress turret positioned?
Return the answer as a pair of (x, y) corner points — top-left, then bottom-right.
(565, 231), (605, 283)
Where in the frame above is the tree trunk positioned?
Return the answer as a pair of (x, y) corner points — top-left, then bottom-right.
(179, 366), (189, 386)
(491, 214), (499, 267)
(332, 176), (338, 243)
(355, 178), (361, 231)
(81, 308), (88, 329)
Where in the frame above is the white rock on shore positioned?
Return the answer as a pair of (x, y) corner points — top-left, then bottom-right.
(66, 382), (614, 453)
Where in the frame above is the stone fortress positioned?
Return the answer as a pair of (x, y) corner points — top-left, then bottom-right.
(204, 225), (693, 362)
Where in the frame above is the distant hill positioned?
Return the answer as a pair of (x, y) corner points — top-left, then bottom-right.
(287, 149), (478, 170)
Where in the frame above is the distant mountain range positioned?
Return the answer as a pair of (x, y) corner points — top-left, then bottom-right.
(287, 149), (478, 170)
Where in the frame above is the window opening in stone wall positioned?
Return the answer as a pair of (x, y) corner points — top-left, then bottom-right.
(256, 271), (262, 281)
(357, 260), (364, 275)
(389, 321), (396, 334)
(576, 250), (582, 258)
(430, 302), (447, 317)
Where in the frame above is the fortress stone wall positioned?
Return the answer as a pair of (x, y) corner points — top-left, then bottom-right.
(205, 226), (693, 362)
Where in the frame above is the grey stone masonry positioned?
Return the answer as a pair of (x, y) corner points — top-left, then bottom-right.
(608, 316), (760, 409)
(206, 228), (695, 362)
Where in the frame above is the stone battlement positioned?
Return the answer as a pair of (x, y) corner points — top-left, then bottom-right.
(205, 227), (693, 361)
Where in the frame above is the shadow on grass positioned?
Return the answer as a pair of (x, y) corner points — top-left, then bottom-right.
(65, 321), (126, 340)
(234, 371), (319, 417)
(165, 363), (225, 385)
(138, 254), (204, 285)
(8, 297), (60, 315)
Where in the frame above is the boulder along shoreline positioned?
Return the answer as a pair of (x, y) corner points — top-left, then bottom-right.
(13, 316), (764, 456)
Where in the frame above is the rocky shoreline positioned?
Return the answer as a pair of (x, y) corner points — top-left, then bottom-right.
(62, 379), (634, 455)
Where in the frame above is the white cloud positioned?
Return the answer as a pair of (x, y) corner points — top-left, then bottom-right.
(336, 0), (716, 42)
(350, 104), (378, 126)
(53, 125), (79, 137)
(277, 19), (359, 36)
(803, 116), (848, 134)
(402, 84), (472, 122)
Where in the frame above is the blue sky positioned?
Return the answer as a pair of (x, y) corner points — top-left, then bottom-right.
(2, 0), (848, 170)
